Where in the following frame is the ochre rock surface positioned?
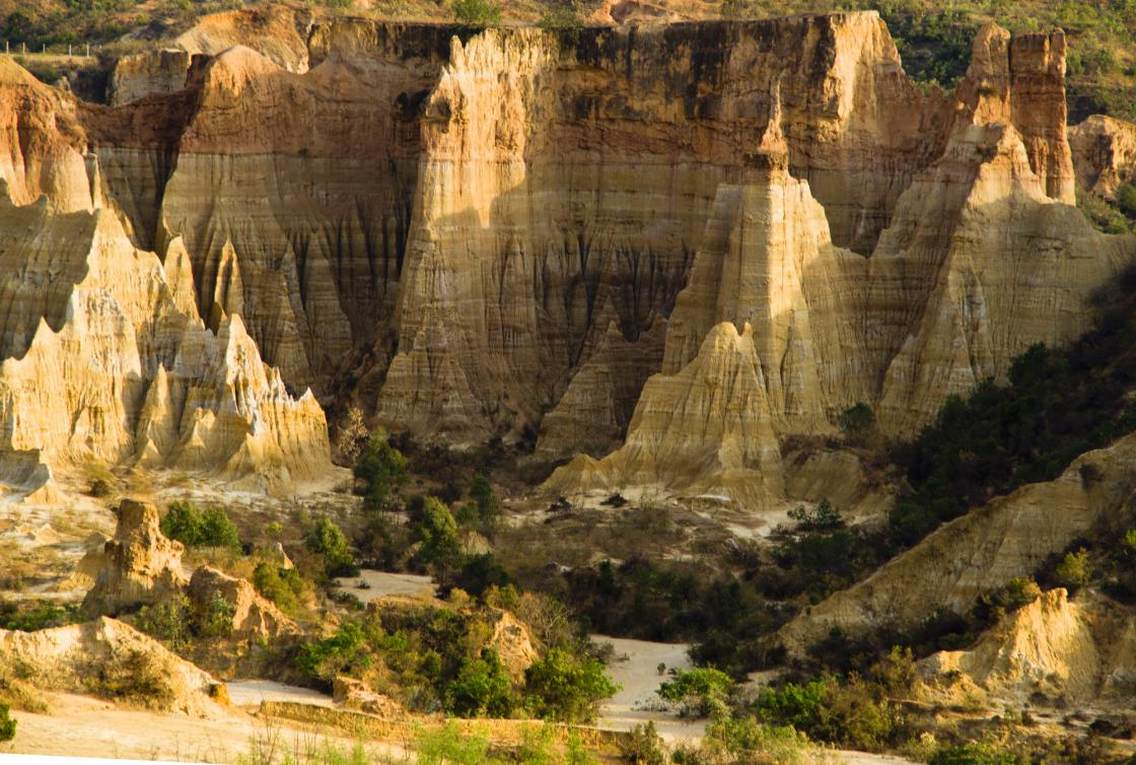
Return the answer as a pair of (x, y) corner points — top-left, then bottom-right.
(82, 499), (188, 617)
(1, 7), (1135, 504)
(921, 589), (1136, 708)
(0, 616), (223, 714)
(186, 566), (299, 641)
(1070, 114), (1136, 200)
(777, 430), (1136, 652)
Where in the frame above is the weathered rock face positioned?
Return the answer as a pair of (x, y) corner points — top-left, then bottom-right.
(0, 60), (333, 492)
(82, 499), (188, 617)
(546, 21), (1133, 504)
(2, 7), (1134, 506)
(921, 589), (1136, 708)
(0, 616), (222, 713)
(379, 15), (950, 441)
(186, 566), (298, 641)
(1070, 114), (1136, 200)
(778, 431), (1136, 653)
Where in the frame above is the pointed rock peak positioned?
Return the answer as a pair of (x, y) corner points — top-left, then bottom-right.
(162, 236), (201, 320)
(758, 76), (787, 160)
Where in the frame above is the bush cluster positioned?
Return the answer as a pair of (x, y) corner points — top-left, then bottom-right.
(160, 502), (241, 550)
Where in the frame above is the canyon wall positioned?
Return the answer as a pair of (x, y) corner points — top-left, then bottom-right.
(1, 8), (1133, 504)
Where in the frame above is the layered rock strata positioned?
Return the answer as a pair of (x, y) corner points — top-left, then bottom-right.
(1070, 114), (1136, 200)
(921, 589), (1136, 708)
(547, 22), (1133, 503)
(1, 8), (1134, 504)
(82, 500), (188, 617)
(777, 431), (1136, 652)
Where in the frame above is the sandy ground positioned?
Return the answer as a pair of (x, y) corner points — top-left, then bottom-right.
(592, 634), (706, 743)
(5, 692), (403, 764)
(334, 570), (436, 602)
(226, 680), (334, 709)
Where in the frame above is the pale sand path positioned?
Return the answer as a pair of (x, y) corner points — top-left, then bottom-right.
(226, 680), (334, 708)
(334, 570), (436, 602)
(5, 692), (402, 763)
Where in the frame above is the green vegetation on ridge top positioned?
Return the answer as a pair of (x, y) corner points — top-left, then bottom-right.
(3, 0), (1136, 119)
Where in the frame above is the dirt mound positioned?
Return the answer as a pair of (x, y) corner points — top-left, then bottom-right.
(0, 617), (223, 714)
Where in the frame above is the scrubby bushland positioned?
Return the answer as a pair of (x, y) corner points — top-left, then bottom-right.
(304, 515), (358, 578)
(252, 562), (309, 617)
(0, 601), (78, 632)
(0, 702), (14, 742)
(161, 501), (241, 550)
(291, 598), (615, 721)
(658, 667), (735, 719)
(522, 647), (617, 723)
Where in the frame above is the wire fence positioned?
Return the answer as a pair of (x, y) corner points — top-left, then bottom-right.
(1, 41), (100, 59)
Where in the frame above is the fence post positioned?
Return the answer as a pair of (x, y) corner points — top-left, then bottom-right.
(86, 43), (90, 58)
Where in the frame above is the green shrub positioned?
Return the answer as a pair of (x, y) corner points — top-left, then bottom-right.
(837, 402), (876, 444)
(416, 722), (492, 765)
(703, 716), (809, 765)
(756, 675), (904, 752)
(454, 553), (512, 598)
(0, 702), (14, 742)
(0, 601), (77, 632)
(253, 562), (307, 615)
(451, 0), (501, 25)
(523, 648), (618, 723)
(445, 649), (516, 718)
(1117, 183), (1136, 219)
(134, 595), (192, 650)
(194, 593), (235, 639)
(305, 516), (358, 578)
(354, 429), (407, 513)
(617, 722), (666, 765)
(297, 621), (373, 686)
(1054, 548), (1092, 592)
(160, 502), (241, 549)
(658, 668), (735, 719)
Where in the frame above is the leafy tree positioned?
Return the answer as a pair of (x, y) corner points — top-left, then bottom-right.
(160, 502), (240, 549)
(305, 516), (358, 577)
(457, 474), (500, 536)
(523, 648), (618, 723)
(1054, 548), (1091, 592)
(657, 667), (735, 719)
(354, 429), (407, 513)
(454, 553), (512, 598)
(445, 649), (516, 718)
(451, 0), (501, 25)
(253, 562), (306, 615)
(0, 702), (15, 742)
(415, 497), (461, 574)
(837, 402), (876, 444)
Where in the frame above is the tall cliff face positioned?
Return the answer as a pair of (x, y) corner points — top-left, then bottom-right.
(547, 21), (1133, 505)
(380, 14), (952, 442)
(0, 64), (331, 494)
(1, 8), (1132, 504)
